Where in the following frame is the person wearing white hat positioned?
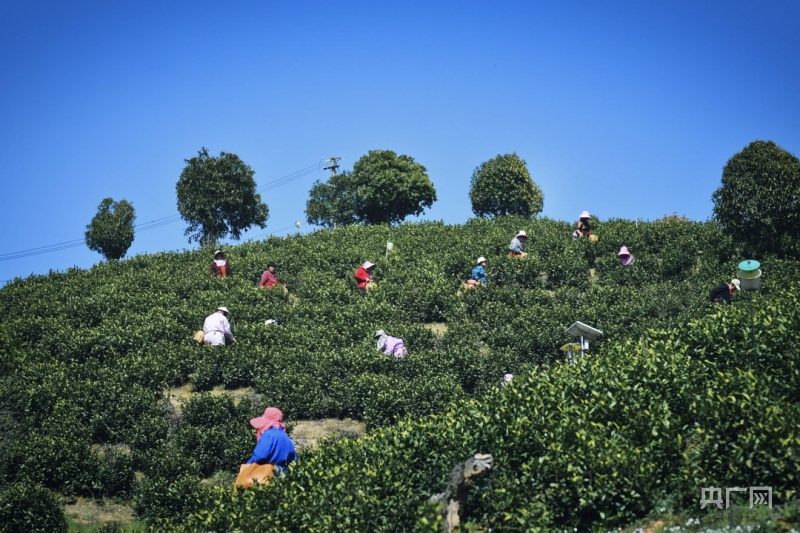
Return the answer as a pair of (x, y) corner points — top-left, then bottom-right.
(210, 250), (232, 277)
(572, 211), (592, 239)
(709, 279), (741, 304)
(509, 230), (529, 258)
(203, 306), (237, 345)
(374, 329), (407, 359)
(470, 257), (488, 286)
(354, 261), (377, 290)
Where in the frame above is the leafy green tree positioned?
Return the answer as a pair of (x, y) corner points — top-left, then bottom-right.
(305, 172), (359, 228)
(305, 149), (437, 227)
(469, 153), (544, 218)
(84, 197), (136, 260)
(176, 148), (269, 246)
(712, 140), (800, 258)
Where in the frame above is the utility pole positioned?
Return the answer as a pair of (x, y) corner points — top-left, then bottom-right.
(323, 156), (344, 177)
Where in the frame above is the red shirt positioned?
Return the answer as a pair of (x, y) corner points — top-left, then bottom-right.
(354, 266), (371, 289)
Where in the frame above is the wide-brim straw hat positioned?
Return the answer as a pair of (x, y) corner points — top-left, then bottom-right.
(515, 230), (528, 240)
(217, 306), (230, 314)
(579, 210), (591, 219)
(477, 256), (487, 264)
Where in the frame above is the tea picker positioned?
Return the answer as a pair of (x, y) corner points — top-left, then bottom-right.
(354, 261), (377, 290)
(374, 329), (407, 358)
(508, 230), (528, 258)
(210, 250), (232, 277)
(709, 279), (741, 304)
(572, 210), (592, 239)
(200, 306), (237, 346)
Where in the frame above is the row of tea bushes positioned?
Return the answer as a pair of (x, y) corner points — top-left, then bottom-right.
(165, 288), (800, 531)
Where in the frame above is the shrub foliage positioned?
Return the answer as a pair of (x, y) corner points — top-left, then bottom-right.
(1, 215), (798, 530)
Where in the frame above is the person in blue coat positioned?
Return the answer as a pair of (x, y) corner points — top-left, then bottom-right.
(471, 257), (488, 285)
(247, 407), (297, 474)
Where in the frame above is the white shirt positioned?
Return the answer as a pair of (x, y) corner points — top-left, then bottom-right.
(203, 311), (235, 345)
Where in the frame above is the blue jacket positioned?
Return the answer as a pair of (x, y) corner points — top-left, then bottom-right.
(509, 237), (526, 253)
(471, 265), (487, 284)
(246, 428), (298, 469)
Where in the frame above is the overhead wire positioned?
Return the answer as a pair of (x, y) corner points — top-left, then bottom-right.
(0, 161), (326, 263)
(249, 224), (303, 240)
(257, 162), (323, 193)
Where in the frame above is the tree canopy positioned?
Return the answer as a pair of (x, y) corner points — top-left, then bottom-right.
(469, 153), (544, 218)
(84, 197), (136, 261)
(306, 150), (437, 227)
(176, 148), (269, 246)
(712, 140), (800, 258)
(305, 172), (359, 228)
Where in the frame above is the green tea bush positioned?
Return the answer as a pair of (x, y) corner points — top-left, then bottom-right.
(0, 482), (67, 533)
(94, 446), (136, 498)
(133, 473), (209, 524)
(2, 216), (797, 529)
(172, 394), (255, 476)
(127, 414), (169, 455)
(4, 433), (97, 496)
(166, 286), (800, 531)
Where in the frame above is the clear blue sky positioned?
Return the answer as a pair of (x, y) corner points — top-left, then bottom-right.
(2, 1), (799, 283)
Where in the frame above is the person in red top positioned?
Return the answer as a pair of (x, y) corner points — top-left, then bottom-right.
(210, 250), (232, 277)
(354, 261), (376, 290)
(259, 262), (281, 288)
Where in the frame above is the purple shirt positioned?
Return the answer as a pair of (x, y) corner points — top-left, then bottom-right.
(377, 335), (407, 358)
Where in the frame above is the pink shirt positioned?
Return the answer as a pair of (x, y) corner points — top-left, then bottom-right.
(260, 270), (279, 286)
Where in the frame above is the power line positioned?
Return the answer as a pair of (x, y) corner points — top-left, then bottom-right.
(0, 215), (185, 262)
(257, 163), (323, 193)
(0, 240), (87, 261)
(249, 223), (303, 241)
(0, 161), (324, 263)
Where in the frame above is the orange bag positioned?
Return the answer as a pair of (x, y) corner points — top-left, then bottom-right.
(234, 463), (275, 489)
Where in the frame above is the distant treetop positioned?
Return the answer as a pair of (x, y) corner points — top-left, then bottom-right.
(469, 153), (544, 218)
(176, 147), (269, 246)
(306, 149), (437, 227)
(712, 140), (800, 259)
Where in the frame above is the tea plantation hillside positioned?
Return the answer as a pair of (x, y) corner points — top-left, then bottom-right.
(1, 216), (798, 530)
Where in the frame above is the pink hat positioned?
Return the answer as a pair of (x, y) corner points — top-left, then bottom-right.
(579, 210), (590, 219)
(250, 407), (286, 431)
(618, 246), (633, 266)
